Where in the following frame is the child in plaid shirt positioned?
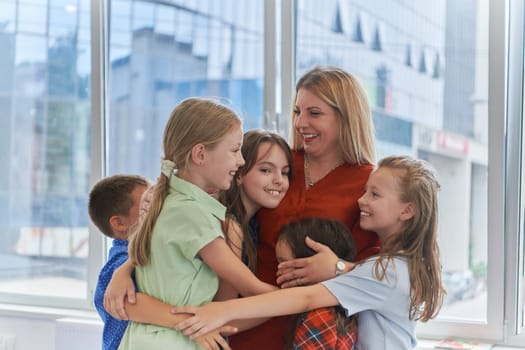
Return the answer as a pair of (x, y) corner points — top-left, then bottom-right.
(276, 218), (357, 350)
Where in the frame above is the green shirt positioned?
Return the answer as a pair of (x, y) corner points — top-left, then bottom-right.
(119, 175), (226, 350)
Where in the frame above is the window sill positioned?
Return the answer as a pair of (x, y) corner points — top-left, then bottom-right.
(0, 302), (101, 323)
(417, 339), (523, 349)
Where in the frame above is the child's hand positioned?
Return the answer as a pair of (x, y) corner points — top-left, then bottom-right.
(194, 326), (236, 350)
(276, 236), (339, 288)
(172, 302), (235, 339)
(103, 261), (136, 320)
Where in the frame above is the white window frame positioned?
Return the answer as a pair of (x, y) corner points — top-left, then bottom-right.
(87, 0), (109, 309)
(504, 0), (525, 346)
(415, 0), (506, 340)
(1, 2), (525, 348)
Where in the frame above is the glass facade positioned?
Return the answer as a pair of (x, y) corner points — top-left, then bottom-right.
(296, 0), (488, 322)
(0, 0), (91, 299)
(0, 0), (523, 345)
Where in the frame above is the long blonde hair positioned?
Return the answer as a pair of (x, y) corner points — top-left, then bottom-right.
(373, 156), (445, 321)
(129, 98), (242, 266)
(290, 66), (375, 165)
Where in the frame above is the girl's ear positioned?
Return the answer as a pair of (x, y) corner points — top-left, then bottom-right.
(400, 202), (416, 221)
(191, 143), (206, 165)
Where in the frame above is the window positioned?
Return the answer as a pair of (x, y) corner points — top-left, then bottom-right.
(503, 0), (525, 345)
(371, 25), (382, 51)
(290, 0), (514, 344)
(107, 0), (265, 180)
(0, 0), (92, 308)
(1, 1), (524, 348)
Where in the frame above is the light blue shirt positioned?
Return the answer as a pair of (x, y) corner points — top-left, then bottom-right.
(322, 257), (416, 350)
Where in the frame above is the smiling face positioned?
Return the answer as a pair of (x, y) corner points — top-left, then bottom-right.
(238, 142), (290, 218)
(357, 167), (414, 241)
(293, 88), (341, 159)
(201, 126), (245, 192)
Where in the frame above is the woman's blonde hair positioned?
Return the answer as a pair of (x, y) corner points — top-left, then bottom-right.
(218, 129), (292, 271)
(129, 97), (242, 265)
(289, 66), (375, 165)
(373, 155), (445, 322)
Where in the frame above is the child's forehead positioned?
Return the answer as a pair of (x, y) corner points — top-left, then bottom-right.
(256, 141), (285, 158)
(369, 167), (404, 187)
(371, 166), (394, 179)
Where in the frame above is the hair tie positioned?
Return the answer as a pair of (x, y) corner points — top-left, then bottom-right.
(161, 159), (175, 178)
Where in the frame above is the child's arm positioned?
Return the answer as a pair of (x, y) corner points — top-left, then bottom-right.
(125, 292), (190, 327)
(174, 283), (338, 339)
(199, 237), (277, 296)
(124, 293), (237, 350)
(214, 220), (243, 301)
(223, 218), (243, 259)
(104, 259), (136, 319)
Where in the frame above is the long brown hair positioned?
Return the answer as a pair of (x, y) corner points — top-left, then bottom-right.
(218, 129), (292, 271)
(129, 98), (242, 266)
(372, 156), (445, 321)
(290, 66), (375, 165)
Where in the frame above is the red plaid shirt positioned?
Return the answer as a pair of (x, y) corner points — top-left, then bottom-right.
(292, 307), (357, 350)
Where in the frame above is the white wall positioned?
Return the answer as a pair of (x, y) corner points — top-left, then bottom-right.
(0, 309), (102, 350)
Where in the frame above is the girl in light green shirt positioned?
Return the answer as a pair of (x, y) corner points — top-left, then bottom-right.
(115, 99), (289, 349)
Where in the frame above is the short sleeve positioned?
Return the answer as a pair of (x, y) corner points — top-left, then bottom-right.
(322, 259), (396, 317)
(157, 202), (224, 262)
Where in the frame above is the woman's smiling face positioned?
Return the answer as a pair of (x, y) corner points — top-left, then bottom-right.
(293, 88), (340, 158)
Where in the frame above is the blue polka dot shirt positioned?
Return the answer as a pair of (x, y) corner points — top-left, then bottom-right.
(94, 239), (136, 350)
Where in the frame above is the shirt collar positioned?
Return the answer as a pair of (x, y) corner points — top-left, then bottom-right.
(169, 175), (226, 221)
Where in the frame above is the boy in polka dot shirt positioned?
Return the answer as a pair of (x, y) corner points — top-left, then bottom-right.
(89, 175), (149, 350)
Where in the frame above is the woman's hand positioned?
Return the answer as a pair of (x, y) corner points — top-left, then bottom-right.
(194, 326), (237, 350)
(103, 260), (136, 320)
(276, 236), (339, 288)
(172, 302), (235, 339)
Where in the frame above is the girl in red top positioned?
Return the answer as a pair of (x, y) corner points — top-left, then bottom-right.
(230, 66), (380, 349)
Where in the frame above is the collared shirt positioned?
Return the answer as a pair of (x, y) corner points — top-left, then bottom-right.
(94, 239), (136, 350)
(293, 308), (357, 350)
(119, 175), (226, 350)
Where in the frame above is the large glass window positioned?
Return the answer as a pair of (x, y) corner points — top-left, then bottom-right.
(293, 0), (500, 341)
(107, 0), (265, 180)
(1, 1), (525, 347)
(0, 0), (92, 305)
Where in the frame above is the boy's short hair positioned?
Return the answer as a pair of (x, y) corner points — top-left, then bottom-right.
(88, 174), (149, 238)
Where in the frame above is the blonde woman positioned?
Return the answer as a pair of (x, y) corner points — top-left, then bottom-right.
(234, 66), (381, 349)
